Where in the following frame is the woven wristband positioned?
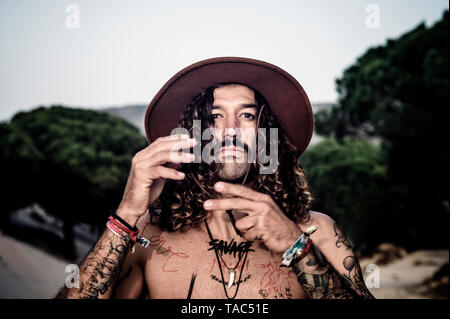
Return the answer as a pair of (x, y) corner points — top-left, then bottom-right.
(296, 238), (313, 261)
(109, 216), (139, 242)
(106, 220), (131, 243)
(108, 214), (150, 251)
(281, 225), (318, 266)
(111, 212), (138, 232)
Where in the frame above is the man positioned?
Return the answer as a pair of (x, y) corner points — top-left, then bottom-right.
(56, 57), (374, 299)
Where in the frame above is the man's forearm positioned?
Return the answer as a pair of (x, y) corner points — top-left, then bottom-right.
(291, 244), (374, 299)
(55, 228), (130, 299)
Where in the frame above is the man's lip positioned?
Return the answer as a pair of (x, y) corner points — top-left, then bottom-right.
(221, 147), (245, 153)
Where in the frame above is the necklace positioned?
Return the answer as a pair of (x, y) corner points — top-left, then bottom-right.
(211, 274), (251, 286)
(204, 219), (252, 299)
(206, 221), (245, 288)
(184, 105), (266, 299)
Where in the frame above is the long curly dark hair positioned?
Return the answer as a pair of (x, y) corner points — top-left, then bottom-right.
(149, 83), (313, 232)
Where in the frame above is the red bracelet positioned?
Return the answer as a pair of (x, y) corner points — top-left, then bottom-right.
(296, 238), (312, 261)
(107, 221), (130, 241)
(108, 216), (139, 243)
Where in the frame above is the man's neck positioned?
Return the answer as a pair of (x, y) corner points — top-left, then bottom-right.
(204, 207), (247, 242)
(201, 175), (253, 241)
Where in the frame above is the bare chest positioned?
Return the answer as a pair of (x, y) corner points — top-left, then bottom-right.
(142, 231), (307, 299)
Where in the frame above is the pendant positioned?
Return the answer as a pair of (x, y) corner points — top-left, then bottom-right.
(228, 269), (235, 289)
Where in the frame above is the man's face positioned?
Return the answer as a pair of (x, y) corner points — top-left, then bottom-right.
(210, 84), (258, 181)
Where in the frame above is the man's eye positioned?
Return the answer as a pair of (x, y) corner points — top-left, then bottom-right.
(241, 113), (256, 120)
(211, 114), (222, 119)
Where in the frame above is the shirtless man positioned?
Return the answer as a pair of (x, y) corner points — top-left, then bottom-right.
(56, 57), (374, 299)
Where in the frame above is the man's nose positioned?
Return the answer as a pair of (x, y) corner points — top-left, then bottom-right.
(222, 116), (239, 138)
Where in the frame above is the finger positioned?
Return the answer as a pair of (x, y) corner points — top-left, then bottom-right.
(213, 182), (271, 202)
(150, 165), (186, 181)
(162, 133), (191, 141)
(166, 161), (181, 171)
(242, 227), (262, 242)
(235, 215), (259, 232)
(165, 138), (198, 155)
(144, 151), (195, 166)
(203, 197), (256, 213)
(145, 138), (198, 159)
(135, 134), (191, 159)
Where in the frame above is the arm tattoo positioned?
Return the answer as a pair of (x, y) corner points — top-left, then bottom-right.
(55, 229), (130, 299)
(341, 256), (374, 298)
(81, 241), (127, 298)
(334, 222), (353, 250)
(291, 244), (374, 299)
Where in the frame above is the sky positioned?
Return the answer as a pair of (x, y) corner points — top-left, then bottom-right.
(0, 0), (448, 121)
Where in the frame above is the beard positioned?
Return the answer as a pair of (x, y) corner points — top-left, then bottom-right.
(217, 160), (250, 181)
(212, 135), (254, 181)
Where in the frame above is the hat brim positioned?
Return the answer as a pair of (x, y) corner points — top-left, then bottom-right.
(145, 57), (313, 154)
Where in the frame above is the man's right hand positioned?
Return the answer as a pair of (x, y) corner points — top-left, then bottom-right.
(55, 133), (197, 299)
(116, 133), (197, 226)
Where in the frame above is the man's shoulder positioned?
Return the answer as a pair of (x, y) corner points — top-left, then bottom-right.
(129, 213), (163, 261)
(135, 212), (192, 239)
(135, 212), (163, 237)
(308, 210), (336, 227)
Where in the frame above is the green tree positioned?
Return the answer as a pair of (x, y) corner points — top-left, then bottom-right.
(312, 11), (449, 250)
(301, 138), (392, 252)
(1, 106), (147, 258)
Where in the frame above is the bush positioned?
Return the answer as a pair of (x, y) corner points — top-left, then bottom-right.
(301, 138), (404, 253)
(1, 105), (148, 228)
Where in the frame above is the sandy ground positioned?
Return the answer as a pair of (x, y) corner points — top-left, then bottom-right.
(360, 248), (448, 299)
(0, 232), (448, 299)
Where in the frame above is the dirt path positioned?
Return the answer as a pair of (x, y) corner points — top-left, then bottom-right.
(0, 232), (70, 298)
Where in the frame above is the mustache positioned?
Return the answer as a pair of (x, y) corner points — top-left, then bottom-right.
(220, 135), (250, 153)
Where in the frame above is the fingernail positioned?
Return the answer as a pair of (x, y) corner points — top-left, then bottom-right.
(204, 200), (212, 207)
(177, 172), (185, 177)
(215, 182), (224, 191)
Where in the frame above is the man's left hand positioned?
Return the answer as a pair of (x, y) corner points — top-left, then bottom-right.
(203, 181), (303, 255)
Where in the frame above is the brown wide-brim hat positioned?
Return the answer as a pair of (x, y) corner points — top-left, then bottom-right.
(145, 57), (313, 154)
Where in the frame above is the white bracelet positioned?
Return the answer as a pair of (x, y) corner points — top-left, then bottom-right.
(106, 221), (131, 243)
